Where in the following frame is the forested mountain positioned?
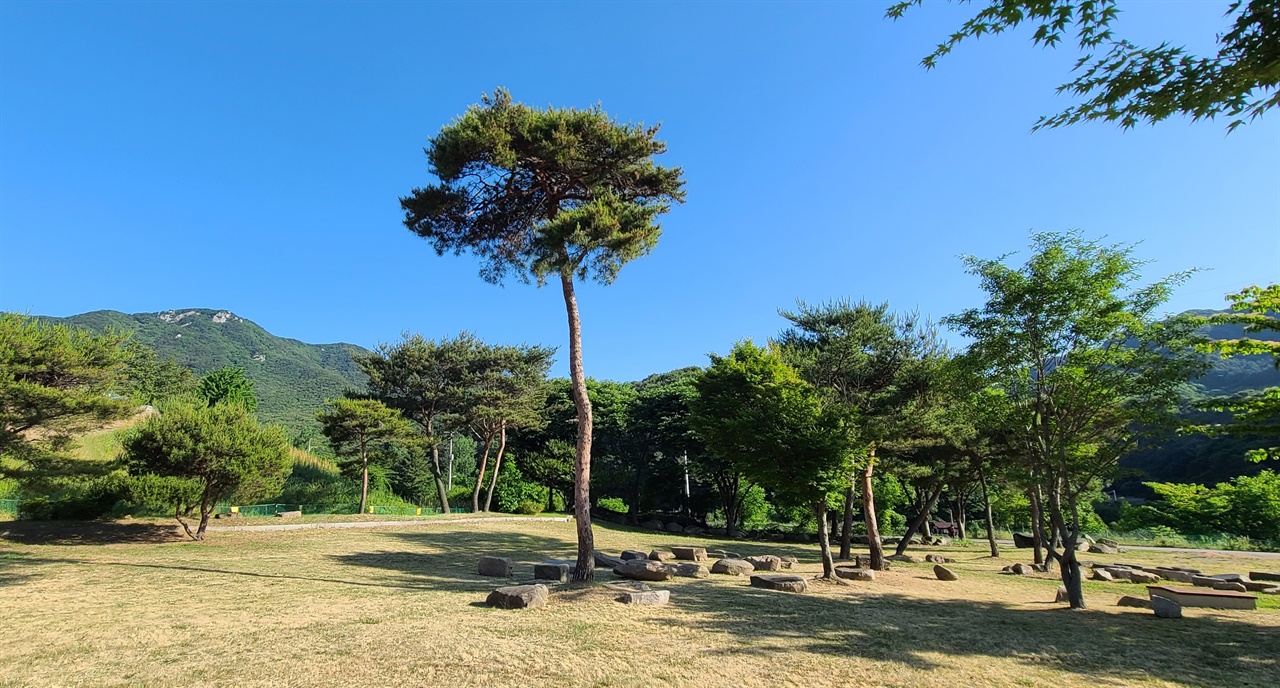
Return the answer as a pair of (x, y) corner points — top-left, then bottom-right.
(45, 309), (368, 441)
(1113, 311), (1280, 495)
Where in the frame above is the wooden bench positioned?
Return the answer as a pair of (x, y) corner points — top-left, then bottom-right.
(1147, 585), (1257, 610)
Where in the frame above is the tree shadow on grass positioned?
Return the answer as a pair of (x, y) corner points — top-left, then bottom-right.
(651, 580), (1280, 688)
(0, 521), (186, 546)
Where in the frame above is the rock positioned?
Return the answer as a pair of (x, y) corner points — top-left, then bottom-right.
(276, 510), (302, 519)
(683, 526), (706, 537)
(749, 574), (808, 593)
(616, 590), (670, 606)
(215, 511), (242, 519)
(1012, 532), (1036, 548)
(478, 556), (514, 577)
(849, 534), (870, 545)
(621, 550), (649, 561)
(1191, 575), (1220, 588)
(1128, 571), (1161, 585)
(1209, 573), (1251, 583)
(1076, 542), (1091, 553)
(1098, 538), (1120, 548)
(1258, 586), (1280, 594)
(641, 519), (664, 531)
(1117, 595), (1151, 608)
(1212, 581), (1249, 592)
(924, 554), (954, 564)
(1243, 581), (1278, 592)
(1157, 569), (1193, 583)
(1032, 563), (1050, 573)
(667, 563), (710, 578)
(594, 551), (627, 569)
(671, 546), (708, 562)
(887, 554), (922, 564)
(766, 533), (786, 542)
(1250, 571), (1280, 582)
(855, 554), (885, 569)
(711, 558), (755, 575)
(1104, 567), (1132, 580)
(1092, 569), (1114, 582)
(664, 522), (685, 533)
(835, 566), (876, 581)
(1011, 563), (1031, 575)
(1093, 543), (1119, 555)
(1055, 586), (1070, 603)
(745, 555), (783, 571)
(709, 528), (728, 537)
(1083, 534), (1097, 545)
(784, 532), (810, 543)
(533, 562), (570, 582)
(933, 537), (951, 546)
(779, 555), (798, 569)
(933, 565), (958, 581)
(648, 550), (675, 562)
(1151, 595), (1182, 619)
(613, 560), (674, 582)
(487, 584), (548, 609)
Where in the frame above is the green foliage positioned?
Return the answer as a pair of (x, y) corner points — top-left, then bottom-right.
(123, 401), (292, 538)
(0, 312), (133, 464)
(1117, 470), (1280, 541)
(123, 342), (196, 406)
(198, 367), (258, 411)
(400, 88), (687, 287)
(596, 496), (628, 514)
(491, 460), (546, 513)
(515, 501), (544, 515)
(46, 309), (369, 444)
(888, 0), (1280, 131)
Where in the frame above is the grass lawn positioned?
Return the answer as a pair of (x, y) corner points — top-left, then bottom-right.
(2, 519), (1278, 688)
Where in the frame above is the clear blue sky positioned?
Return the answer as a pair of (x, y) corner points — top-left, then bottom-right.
(2, 1), (1277, 380)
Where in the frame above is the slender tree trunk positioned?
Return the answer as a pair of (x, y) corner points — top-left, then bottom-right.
(561, 269), (595, 582)
(176, 504), (199, 541)
(193, 489), (213, 541)
(472, 432), (493, 513)
(814, 501), (835, 578)
(896, 483), (944, 555)
(861, 450), (885, 570)
(1047, 480), (1085, 609)
(427, 419), (450, 513)
(839, 484), (854, 560)
(1028, 488), (1045, 566)
(359, 436), (370, 515)
(979, 466), (999, 557)
(546, 484), (555, 512)
(483, 422), (507, 512)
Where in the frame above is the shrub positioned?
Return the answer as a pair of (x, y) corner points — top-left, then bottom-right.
(596, 496), (627, 514)
(515, 501), (544, 515)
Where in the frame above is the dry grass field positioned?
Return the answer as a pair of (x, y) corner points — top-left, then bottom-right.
(2, 517), (1278, 688)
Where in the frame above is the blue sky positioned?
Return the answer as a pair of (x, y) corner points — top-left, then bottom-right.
(1, 1), (1277, 380)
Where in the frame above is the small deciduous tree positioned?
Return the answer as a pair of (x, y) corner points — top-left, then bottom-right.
(692, 341), (856, 577)
(944, 231), (1208, 608)
(465, 343), (554, 512)
(400, 89), (686, 580)
(124, 402), (291, 540)
(317, 398), (413, 514)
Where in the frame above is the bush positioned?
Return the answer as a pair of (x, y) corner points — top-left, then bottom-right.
(515, 501), (544, 515)
(492, 460), (546, 513)
(596, 496), (627, 514)
(17, 496), (53, 520)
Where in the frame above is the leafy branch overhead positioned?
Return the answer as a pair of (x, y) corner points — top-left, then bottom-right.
(887, 0), (1280, 130)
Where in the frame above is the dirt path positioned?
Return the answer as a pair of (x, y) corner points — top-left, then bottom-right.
(995, 539), (1280, 559)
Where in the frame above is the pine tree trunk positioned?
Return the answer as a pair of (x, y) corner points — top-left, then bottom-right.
(839, 484), (854, 560)
(428, 418), (450, 512)
(472, 433), (493, 513)
(896, 483), (944, 555)
(979, 466), (999, 557)
(861, 451), (885, 570)
(195, 490), (213, 540)
(814, 501), (835, 578)
(483, 423), (507, 512)
(359, 436), (370, 515)
(561, 269), (595, 582)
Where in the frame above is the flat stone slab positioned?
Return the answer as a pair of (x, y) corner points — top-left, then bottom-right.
(1147, 586), (1257, 610)
(594, 551), (626, 569)
(667, 563), (710, 578)
(1243, 581), (1278, 592)
(1151, 595), (1182, 619)
(671, 546), (707, 562)
(478, 556), (514, 577)
(711, 558), (755, 576)
(621, 550), (649, 561)
(1155, 569), (1193, 583)
(1117, 595), (1150, 608)
(616, 590), (670, 606)
(1250, 571), (1280, 582)
(533, 562), (570, 582)
(276, 510), (302, 519)
(487, 584), (548, 609)
(750, 574), (808, 593)
(648, 550), (675, 562)
(886, 554), (922, 564)
(1128, 571), (1161, 584)
(835, 566), (875, 581)
(1092, 569), (1113, 581)
(745, 555), (783, 571)
(613, 560), (674, 582)
(779, 555), (798, 569)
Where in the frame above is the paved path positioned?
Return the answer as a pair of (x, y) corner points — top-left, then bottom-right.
(995, 540), (1280, 559)
(206, 515), (573, 533)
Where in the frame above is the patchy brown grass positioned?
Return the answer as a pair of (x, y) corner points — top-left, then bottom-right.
(1, 520), (1277, 687)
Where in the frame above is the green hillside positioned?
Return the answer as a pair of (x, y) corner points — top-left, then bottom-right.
(46, 309), (368, 442)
